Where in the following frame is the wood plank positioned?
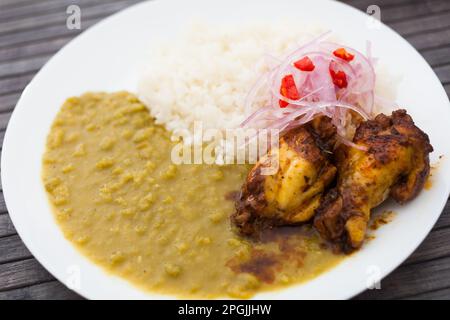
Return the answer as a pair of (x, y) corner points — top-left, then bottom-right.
(406, 28), (450, 51)
(404, 227), (450, 265)
(405, 286), (450, 299)
(0, 1), (69, 22)
(0, 17), (98, 49)
(0, 129), (5, 149)
(0, 214), (16, 238)
(434, 200), (450, 230)
(0, 111), (12, 131)
(357, 255), (450, 299)
(0, 0), (126, 22)
(0, 91), (20, 113)
(390, 11), (450, 36)
(0, 280), (82, 300)
(343, 1), (450, 53)
(0, 36), (70, 63)
(346, 0), (450, 24)
(345, 0), (424, 9)
(421, 45), (450, 67)
(0, 234), (32, 264)
(0, 73), (33, 96)
(444, 83), (450, 97)
(380, 0), (450, 24)
(0, 191), (6, 212)
(0, 258), (54, 291)
(0, 55), (50, 77)
(0, 0), (142, 48)
(0, 0), (141, 36)
(0, 0), (36, 10)
(434, 64), (450, 83)
(368, 199), (449, 268)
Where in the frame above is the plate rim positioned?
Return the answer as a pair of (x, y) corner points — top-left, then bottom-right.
(2, 0), (450, 300)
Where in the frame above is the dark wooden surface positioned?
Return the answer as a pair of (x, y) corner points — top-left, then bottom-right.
(0, 0), (449, 300)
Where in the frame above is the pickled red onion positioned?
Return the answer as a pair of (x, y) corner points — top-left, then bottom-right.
(241, 32), (390, 149)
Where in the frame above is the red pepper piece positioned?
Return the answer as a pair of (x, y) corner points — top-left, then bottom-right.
(293, 56), (315, 71)
(279, 99), (289, 108)
(333, 47), (355, 62)
(329, 68), (348, 88)
(279, 74), (300, 108)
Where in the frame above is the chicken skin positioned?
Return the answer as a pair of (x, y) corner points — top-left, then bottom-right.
(232, 121), (337, 236)
(314, 110), (433, 252)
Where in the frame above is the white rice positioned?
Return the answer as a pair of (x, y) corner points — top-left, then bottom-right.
(137, 21), (397, 143)
(137, 21), (325, 142)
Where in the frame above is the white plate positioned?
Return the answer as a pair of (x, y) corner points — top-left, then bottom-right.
(2, 0), (450, 300)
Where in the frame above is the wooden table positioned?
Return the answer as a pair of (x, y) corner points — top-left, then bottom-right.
(0, 0), (449, 300)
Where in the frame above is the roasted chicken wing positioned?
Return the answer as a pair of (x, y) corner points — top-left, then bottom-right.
(314, 110), (433, 251)
(233, 121), (337, 236)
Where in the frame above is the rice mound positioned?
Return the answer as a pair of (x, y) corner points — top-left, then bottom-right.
(137, 21), (324, 141)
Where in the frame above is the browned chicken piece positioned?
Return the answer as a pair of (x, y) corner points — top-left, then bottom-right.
(309, 115), (338, 151)
(232, 120), (337, 236)
(314, 109), (433, 252)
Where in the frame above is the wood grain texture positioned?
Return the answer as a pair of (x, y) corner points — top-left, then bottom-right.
(405, 286), (450, 300)
(0, 37), (71, 64)
(433, 199), (450, 230)
(0, 191), (6, 213)
(0, 0), (133, 30)
(358, 255), (450, 300)
(0, 214), (16, 237)
(0, 0), (449, 300)
(0, 91), (21, 112)
(421, 46), (450, 68)
(0, 259), (54, 291)
(375, 0), (450, 24)
(0, 235), (32, 264)
(390, 11), (450, 36)
(0, 280), (82, 300)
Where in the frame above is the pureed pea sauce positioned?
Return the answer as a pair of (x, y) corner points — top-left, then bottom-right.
(42, 92), (343, 298)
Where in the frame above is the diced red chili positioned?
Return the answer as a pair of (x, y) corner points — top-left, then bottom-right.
(279, 74), (300, 108)
(329, 68), (348, 88)
(293, 56), (315, 72)
(333, 47), (355, 62)
(279, 99), (289, 108)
